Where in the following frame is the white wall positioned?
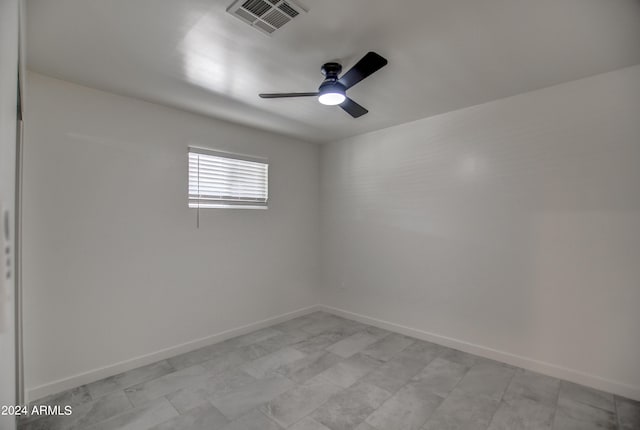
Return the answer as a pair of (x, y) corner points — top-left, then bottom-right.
(320, 65), (640, 400)
(0, 0), (19, 429)
(23, 72), (320, 399)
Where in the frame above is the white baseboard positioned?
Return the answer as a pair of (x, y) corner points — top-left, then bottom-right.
(319, 305), (640, 402)
(27, 305), (321, 402)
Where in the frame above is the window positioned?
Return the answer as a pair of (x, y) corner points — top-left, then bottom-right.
(188, 148), (268, 209)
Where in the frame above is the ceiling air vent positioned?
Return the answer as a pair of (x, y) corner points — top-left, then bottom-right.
(227, 0), (307, 35)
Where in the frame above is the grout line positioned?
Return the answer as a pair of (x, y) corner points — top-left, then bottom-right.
(499, 369), (518, 403)
(420, 350), (472, 429)
(125, 389), (135, 409)
(484, 368), (518, 430)
(165, 399), (180, 419)
(549, 379), (563, 430)
(613, 395), (621, 430)
(258, 408), (285, 428)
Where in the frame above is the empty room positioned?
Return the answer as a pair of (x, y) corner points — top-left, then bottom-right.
(1, 0), (639, 429)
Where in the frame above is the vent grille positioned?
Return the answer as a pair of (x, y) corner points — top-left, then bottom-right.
(254, 20), (276, 33)
(234, 7), (257, 23)
(263, 9), (289, 28)
(242, 0), (270, 17)
(278, 3), (298, 17)
(227, 0), (307, 35)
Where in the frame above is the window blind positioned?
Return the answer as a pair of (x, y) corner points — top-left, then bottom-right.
(188, 148), (268, 209)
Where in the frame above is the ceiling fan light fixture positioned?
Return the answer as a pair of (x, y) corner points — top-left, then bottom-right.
(318, 91), (346, 106)
(318, 82), (346, 106)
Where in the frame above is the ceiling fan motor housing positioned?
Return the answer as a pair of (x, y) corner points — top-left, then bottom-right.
(319, 62), (346, 98)
(319, 80), (346, 95)
(321, 62), (343, 79)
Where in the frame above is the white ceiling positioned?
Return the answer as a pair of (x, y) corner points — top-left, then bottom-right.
(26, 0), (640, 143)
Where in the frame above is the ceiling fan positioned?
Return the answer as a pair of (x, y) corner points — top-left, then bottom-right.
(259, 51), (388, 118)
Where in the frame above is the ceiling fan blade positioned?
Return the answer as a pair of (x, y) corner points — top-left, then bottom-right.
(340, 97), (368, 118)
(338, 51), (388, 90)
(259, 92), (319, 98)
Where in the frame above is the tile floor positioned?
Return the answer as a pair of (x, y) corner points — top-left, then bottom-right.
(19, 312), (640, 430)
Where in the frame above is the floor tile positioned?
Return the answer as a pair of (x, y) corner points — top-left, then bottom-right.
(168, 343), (232, 371)
(332, 322), (372, 336)
(289, 416), (333, 430)
(165, 386), (210, 414)
(361, 333), (415, 362)
(84, 397), (178, 430)
(20, 390), (132, 430)
(422, 389), (501, 430)
(261, 376), (343, 427)
(362, 326), (393, 338)
(400, 340), (443, 363)
(361, 350), (431, 394)
(125, 364), (209, 406)
(503, 369), (560, 408)
(167, 332), (272, 372)
(86, 361), (175, 399)
(454, 361), (516, 401)
(438, 347), (480, 368)
(16, 417), (52, 430)
(555, 396), (617, 429)
(299, 315), (352, 335)
(410, 357), (468, 398)
(276, 351), (343, 383)
(224, 327), (283, 348)
(293, 332), (354, 354)
(254, 329), (314, 354)
(201, 369), (259, 395)
(200, 344), (269, 375)
(29, 385), (92, 409)
(209, 375), (295, 420)
(552, 411), (614, 430)
(316, 353), (383, 388)
(616, 396), (640, 430)
(149, 403), (228, 430)
(327, 332), (382, 358)
(221, 409), (283, 430)
(559, 381), (615, 412)
(243, 347), (307, 379)
(353, 423), (378, 430)
(165, 369), (256, 414)
(303, 315), (366, 336)
(486, 396), (555, 430)
(271, 316), (318, 333)
(365, 383), (443, 430)
(334, 316), (370, 330)
(312, 382), (392, 430)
